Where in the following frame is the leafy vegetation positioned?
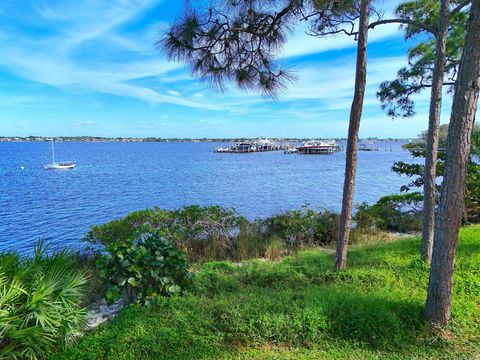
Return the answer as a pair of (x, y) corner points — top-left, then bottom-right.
(377, 1), (467, 118)
(85, 206), (244, 263)
(84, 207), (173, 247)
(97, 230), (189, 305)
(263, 208), (339, 248)
(85, 206), (340, 264)
(0, 242), (87, 360)
(52, 226), (480, 359)
(355, 193), (423, 232)
(392, 125), (480, 223)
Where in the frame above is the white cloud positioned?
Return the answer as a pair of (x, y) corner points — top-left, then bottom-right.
(281, 14), (403, 59)
(0, 0), (220, 109)
(17, 121), (30, 128)
(35, 0), (160, 47)
(167, 90), (181, 96)
(2, 0), (455, 138)
(278, 0), (409, 59)
(76, 120), (98, 127)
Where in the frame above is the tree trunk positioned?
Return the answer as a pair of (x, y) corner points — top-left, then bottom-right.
(425, 0), (480, 327)
(421, 0), (451, 262)
(334, 0), (370, 271)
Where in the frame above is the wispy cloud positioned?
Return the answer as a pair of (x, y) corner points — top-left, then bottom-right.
(167, 90), (181, 96)
(0, 0), (408, 113)
(0, 0), (458, 138)
(76, 120), (98, 127)
(34, 0), (159, 47)
(281, 21), (401, 59)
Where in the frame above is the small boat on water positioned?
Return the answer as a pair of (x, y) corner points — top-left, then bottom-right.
(44, 137), (76, 170)
(296, 140), (341, 155)
(359, 141), (379, 151)
(44, 162), (76, 170)
(283, 144), (298, 154)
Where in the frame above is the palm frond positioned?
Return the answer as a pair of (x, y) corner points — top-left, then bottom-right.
(0, 242), (88, 359)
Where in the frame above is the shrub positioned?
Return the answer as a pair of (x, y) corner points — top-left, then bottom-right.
(85, 206), (343, 263)
(173, 205), (245, 262)
(263, 208), (339, 247)
(0, 242), (87, 360)
(234, 220), (269, 261)
(393, 126), (480, 224)
(355, 193), (423, 233)
(97, 230), (189, 304)
(84, 207), (172, 246)
(264, 236), (284, 261)
(85, 205), (245, 263)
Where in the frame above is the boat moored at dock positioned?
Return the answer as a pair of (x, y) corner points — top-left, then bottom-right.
(215, 138), (342, 155)
(283, 145), (298, 154)
(215, 138), (284, 153)
(295, 140), (341, 155)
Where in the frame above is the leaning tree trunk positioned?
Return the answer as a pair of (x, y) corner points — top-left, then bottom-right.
(335, 0), (370, 271)
(425, 0), (480, 327)
(421, 0), (451, 262)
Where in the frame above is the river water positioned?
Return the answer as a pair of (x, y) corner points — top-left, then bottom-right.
(0, 141), (417, 253)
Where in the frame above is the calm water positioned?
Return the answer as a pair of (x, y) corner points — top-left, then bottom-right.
(0, 141), (416, 253)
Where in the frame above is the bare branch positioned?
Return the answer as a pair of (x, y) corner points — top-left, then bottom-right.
(369, 18), (437, 35)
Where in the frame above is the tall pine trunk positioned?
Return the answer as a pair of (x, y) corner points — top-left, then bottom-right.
(421, 0), (451, 262)
(425, 0), (480, 327)
(335, 0), (370, 270)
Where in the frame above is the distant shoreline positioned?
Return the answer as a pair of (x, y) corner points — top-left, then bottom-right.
(0, 136), (412, 143)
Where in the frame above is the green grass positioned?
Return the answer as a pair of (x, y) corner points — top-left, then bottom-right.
(52, 226), (480, 359)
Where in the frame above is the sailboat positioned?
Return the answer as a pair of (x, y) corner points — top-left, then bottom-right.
(44, 137), (76, 170)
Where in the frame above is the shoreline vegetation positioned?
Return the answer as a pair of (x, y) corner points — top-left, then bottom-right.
(2, 200), (478, 359)
(0, 136), (412, 143)
(58, 225), (480, 359)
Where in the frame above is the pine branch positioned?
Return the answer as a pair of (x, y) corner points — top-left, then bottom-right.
(369, 18), (437, 35)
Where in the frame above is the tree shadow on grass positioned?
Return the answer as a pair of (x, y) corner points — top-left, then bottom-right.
(210, 285), (429, 352)
(317, 288), (426, 350)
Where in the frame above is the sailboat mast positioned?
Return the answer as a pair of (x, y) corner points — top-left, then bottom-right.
(51, 137), (55, 164)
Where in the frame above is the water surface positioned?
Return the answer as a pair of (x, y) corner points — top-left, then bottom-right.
(0, 141), (416, 253)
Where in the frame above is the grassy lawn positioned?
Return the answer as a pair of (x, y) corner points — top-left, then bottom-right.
(53, 226), (480, 359)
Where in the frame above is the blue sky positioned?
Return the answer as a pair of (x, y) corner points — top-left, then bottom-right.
(0, 0), (464, 138)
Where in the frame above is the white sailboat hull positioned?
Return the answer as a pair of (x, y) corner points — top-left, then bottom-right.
(44, 163), (76, 170)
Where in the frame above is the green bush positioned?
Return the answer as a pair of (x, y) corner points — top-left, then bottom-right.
(97, 230), (189, 304)
(85, 207), (172, 246)
(85, 205), (245, 263)
(173, 205), (245, 262)
(355, 193), (423, 232)
(263, 208), (339, 247)
(0, 242), (87, 360)
(393, 126), (480, 224)
(85, 206), (343, 263)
